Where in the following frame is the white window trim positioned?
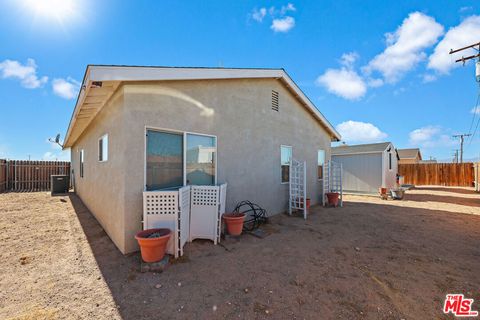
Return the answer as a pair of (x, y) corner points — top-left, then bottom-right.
(388, 152), (392, 171)
(98, 134), (108, 162)
(280, 145), (292, 185)
(144, 126), (218, 191)
(80, 149), (84, 178)
(318, 149), (325, 181)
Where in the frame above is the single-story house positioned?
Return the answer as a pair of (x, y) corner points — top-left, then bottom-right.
(397, 148), (422, 164)
(331, 142), (398, 194)
(64, 65), (341, 254)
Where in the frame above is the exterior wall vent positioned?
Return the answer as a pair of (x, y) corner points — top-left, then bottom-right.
(271, 90), (279, 111)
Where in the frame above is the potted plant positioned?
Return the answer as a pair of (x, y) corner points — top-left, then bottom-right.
(379, 187), (388, 200)
(135, 228), (171, 263)
(326, 192), (340, 207)
(223, 213), (246, 236)
(299, 197), (311, 210)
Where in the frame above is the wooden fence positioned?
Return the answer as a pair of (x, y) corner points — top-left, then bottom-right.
(0, 159), (6, 193)
(398, 163), (474, 187)
(0, 160), (70, 193)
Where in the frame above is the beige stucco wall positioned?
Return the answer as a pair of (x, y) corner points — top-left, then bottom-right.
(120, 78), (333, 253)
(71, 78), (334, 254)
(70, 89), (128, 253)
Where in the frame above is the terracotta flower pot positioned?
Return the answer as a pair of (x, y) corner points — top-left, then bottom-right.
(135, 228), (171, 263)
(326, 192), (340, 207)
(379, 187), (388, 200)
(298, 198), (311, 210)
(223, 213), (245, 236)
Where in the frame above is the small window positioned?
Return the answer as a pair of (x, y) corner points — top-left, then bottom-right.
(272, 90), (279, 111)
(318, 150), (325, 180)
(389, 152), (392, 170)
(98, 134), (108, 162)
(80, 149), (84, 178)
(281, 145), (292, 183)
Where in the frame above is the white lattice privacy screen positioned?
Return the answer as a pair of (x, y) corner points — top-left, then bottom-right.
(143, 191), (180, 257)
(143, 183), (227, 258)
(323, 160), (343, 207)
(289, 159), (307, 220)
(190, 186), (220, 244)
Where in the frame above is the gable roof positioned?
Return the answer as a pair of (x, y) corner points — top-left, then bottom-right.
(332, 142), (393, 156)
(397, 148), (422, 160)
(63, 65), (341, 147)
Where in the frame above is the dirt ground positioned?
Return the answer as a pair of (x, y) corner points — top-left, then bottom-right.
(1, 186), (479, 320)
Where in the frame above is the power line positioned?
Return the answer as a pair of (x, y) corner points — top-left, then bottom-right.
(450, 41), (480, 64)
(468, 91), (480, 136)
(449, 42), (480, 151)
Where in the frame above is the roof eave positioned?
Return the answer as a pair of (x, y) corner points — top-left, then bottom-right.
(64, 65), (342, 147)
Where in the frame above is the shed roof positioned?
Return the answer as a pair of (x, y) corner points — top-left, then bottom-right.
(63, 65), (341, 147)
(397, 148), (422, 160)
(331, 142), (393, 155)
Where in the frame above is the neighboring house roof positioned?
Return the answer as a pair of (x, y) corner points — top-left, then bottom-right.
(331, 142), (393, 156)
(63, 65), (341, 147)
(420, 160), (437, 164)
(397, 148), (422, 160)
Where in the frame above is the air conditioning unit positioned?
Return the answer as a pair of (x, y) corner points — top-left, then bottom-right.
(51, 175), (69, 195)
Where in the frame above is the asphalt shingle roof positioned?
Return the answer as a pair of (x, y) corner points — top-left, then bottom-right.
(397, 148), (421, 160)
(331, 142), (392, 155)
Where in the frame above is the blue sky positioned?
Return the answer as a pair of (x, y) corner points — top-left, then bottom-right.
(0, 0), (479, 162)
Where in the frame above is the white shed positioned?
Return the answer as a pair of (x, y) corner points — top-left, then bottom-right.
(331, 142), (398, 194)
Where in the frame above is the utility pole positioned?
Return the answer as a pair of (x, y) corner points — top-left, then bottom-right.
(452, 150), (458, 163)
(452, 134), (471, 163)
(450, 42), (480, 65)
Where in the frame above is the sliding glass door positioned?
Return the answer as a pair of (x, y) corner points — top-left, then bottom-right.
(186, 134), (216, 185)
(146, 130), (183, 191)
(146, 129), (217, 190)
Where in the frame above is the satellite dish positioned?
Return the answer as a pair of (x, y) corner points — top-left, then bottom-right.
(49, 133), (63, 148)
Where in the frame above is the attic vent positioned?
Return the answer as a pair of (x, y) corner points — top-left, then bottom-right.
(271, 90), (279, 111)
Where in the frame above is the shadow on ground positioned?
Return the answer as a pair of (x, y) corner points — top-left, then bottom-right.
(67, 191), (480, 319)
(404, 193), (480, 207)
(413, 186), (475, 195)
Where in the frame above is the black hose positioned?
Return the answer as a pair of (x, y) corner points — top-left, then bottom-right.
(233, 200), (268, 231)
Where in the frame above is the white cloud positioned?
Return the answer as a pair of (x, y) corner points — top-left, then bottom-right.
(428, 15), (480, 74)
(251, 7), (267, 22)
(0, 144), (8, 158)
(43, 150), (69, 161)
(422, 74), (437, 83)
(409, 125), (454, 148)
(364, 12), (444, 83)
(251, 4), (297, 32)
(46, 137), (62, 150)
(471, 106), (480, 114)
(271, 16), (295, 32)
(316, 52), (367, 100)
(459, 6), (473, 13)
(280, 3), (296, 15)
(340, 52), (359, 68)
(52, 77), (80, 99)
(336, 120), (388, 143)
(367, 78), (384, 88)
(0, 58), (48, 89)
(316, 68), (366, 100)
